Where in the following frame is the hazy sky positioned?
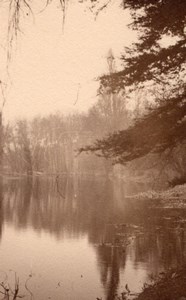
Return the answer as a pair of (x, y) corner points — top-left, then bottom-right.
(0, 0), (137, 122)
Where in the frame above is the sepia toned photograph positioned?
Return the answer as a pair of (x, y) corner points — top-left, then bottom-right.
(0, 0), (186, 299)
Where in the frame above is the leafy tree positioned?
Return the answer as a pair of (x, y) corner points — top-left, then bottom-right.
(80, 0), (186, 164)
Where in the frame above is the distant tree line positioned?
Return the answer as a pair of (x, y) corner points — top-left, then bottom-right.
(2, 80), (186, 183)
(2, 86), (131, 176)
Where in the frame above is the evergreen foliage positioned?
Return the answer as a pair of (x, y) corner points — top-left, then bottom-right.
(80, 0), (186, 164)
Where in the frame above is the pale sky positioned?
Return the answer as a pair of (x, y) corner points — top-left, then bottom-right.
(0, 0), (137, 122)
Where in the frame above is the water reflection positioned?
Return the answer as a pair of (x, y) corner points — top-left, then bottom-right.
(96, 245), (126, 300)
(0, 176), (3, 240)
(1, 176), (186, 299)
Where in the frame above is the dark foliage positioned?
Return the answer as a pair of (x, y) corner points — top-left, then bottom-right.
(101, 0), (186, 91)
(80, 0), (186, 164)
(79, 88), (186, 164)
(135, 266), (186, 300)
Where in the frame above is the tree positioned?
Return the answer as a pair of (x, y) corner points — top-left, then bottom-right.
(100, 0), (185, 90)
(80, 0), (186, 165)
(84, 50), (130, 136)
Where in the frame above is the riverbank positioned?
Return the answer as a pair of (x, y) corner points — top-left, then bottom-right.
(126, 184), (186, 209)
(134, 266), (186, 300)
(123, 185), (186, 300)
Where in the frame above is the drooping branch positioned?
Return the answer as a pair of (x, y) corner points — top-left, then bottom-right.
(7, 0), (34, 63)
(79, 88), (186, 164)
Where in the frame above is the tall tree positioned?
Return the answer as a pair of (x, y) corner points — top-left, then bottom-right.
(16, 120), (33, 175)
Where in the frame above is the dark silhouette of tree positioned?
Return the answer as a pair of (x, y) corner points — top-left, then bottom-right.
(80, 0), (186, 165)
(100, 0), (185, 90)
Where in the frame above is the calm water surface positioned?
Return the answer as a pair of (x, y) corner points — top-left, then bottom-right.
(0, 176), (186, 300)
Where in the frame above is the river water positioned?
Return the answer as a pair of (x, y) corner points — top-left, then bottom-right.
(0, 176), (186, 300)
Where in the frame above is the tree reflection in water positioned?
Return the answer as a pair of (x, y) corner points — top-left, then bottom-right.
(96, 245), (124, 300)
(0, 176), (3, 240)
(1, 176), (186, 299)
